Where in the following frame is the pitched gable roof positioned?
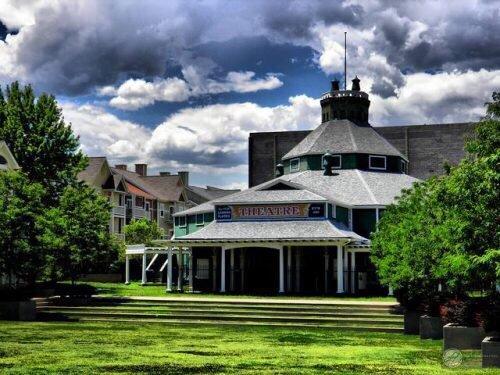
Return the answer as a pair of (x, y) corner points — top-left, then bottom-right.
(0, 141), (20, 170)
(283, 120), (406, 160)
(78, 156), (108, 185)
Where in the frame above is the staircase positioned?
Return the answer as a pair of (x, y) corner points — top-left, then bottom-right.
(36, 297), (403, 333)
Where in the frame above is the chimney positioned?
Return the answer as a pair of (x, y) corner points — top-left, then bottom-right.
(159, 171), (171, 176)
(135, 163), (148, 176)
(178, 171), (189, 186)
(115, 164), (127, 171)
(331, 79), (340, 91)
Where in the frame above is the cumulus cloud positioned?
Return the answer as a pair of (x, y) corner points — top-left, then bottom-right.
(101, 70), (283, 110)
(60, 102), (151, 162)
(145, 95), (318, 167)
(370, 69), (500, 125)
(61, 95), (318, 171)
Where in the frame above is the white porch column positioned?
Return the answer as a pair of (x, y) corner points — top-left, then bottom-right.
(125, 255), (130, 284)
(324, 248), (329, 293)
(350, 251), (356, 294)
(229, 249), (235, 292)
(343, 247), (348, 293)
(141, 253), (147, 285)
(287, 246), (292, 292)
(336, 246), (344, 293)
(177, 248), (183, 292)
(220, 247), (226, 293)
(166, 248), (173, 292)
(188, 249), (193, 292)
(279, 246), (285, 294)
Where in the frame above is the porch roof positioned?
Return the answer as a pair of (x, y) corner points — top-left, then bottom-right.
(170, 219), (366, 243)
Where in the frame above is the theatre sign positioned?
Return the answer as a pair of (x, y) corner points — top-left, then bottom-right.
(215, 203), (325, 222)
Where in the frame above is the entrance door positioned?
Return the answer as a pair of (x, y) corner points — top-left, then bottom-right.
(242, 248), (279, 294)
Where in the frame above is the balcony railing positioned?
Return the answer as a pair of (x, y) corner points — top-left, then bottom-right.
(132, 207), (146, 219)
(111, 205), (126, 217)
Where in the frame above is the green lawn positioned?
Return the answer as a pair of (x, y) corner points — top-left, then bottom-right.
(0, 321), (490, 374)
(80, 282), (397, 302)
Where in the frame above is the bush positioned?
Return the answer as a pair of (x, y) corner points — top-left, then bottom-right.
(441, 298), (477, 326)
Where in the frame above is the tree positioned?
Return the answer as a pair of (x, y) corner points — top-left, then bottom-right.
(0, 82), (86, 203)
(124, 218), (164, 245)
(40, 183), (122, 283)
(371, 92), (500, 304)
(0, 171), (46, 287)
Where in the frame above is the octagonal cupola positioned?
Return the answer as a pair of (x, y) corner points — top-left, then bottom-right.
(320, 76), (370, 125)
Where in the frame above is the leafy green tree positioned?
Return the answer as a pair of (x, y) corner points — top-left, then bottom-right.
(371, 93), (500, 303)
(124, 218), (164, 245)
(0, 171), (46, 287)
(0, 82), (86, 202)
(40, 183), (122, 283)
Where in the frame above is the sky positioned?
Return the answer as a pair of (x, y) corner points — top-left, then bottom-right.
(1, 0), (499, 189)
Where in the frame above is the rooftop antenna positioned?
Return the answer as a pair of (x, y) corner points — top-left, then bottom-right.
(344, 31), (347, 90)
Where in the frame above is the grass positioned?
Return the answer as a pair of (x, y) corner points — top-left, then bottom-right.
(80, 282), (397, 302)
(0, 320), (490, 374)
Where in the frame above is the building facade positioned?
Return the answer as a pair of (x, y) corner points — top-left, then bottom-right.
(157, 78), (423, 295)
(249, 120), (475, 187)
(80, 158), (238, 240)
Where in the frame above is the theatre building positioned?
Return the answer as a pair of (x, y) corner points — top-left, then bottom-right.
(156, 77), (420, 295)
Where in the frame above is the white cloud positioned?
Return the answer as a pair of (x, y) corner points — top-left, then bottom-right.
(60, 102), (151, 161)
(100, 69), (283, 110)
(370, 69), (500, 125)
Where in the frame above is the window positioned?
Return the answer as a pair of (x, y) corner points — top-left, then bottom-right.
(196, 258), (209, 279)
(400, 159), (408, 174)
(322, 154), (341, 170)
(179, 215), (186, 227)
(125, 196), (132, 209)
(135, 196), (144, 207)
(328, 204), (337, 219)
(196, 213), (204, 226)
(159, 203), (165, 218)
(369, 155), (387, 170)
(118, 194), (124, 206)
(169, 206), (174, 215)
(145, 202), (150, 212)
(289, 158), (300, 172)
(174, 216), (179, 226)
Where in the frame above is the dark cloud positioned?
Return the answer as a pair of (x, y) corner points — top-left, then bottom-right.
(259, 0), (363, 40)
(2, 0), (500, 98)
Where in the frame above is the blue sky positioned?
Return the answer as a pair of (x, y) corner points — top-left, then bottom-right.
(1, 0), (499, 189)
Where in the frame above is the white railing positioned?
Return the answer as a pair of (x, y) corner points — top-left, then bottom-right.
(111, 205), (126, 217)
(320, 90), (368, 100)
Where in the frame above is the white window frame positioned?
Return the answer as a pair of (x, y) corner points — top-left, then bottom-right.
(322, 154), (342, 170)
(369, 155), (387, 170)
(179, 215), (187, 228)
(196, 213), (204, 226)
(159, 203), (165, 218)
(289, 158), (300, 172)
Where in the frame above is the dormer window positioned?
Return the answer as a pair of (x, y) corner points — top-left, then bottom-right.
(369, 155), (386, 170)
(289, 158), (300, 172)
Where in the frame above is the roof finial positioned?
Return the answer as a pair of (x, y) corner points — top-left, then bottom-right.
(344, 31), (347, 91)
